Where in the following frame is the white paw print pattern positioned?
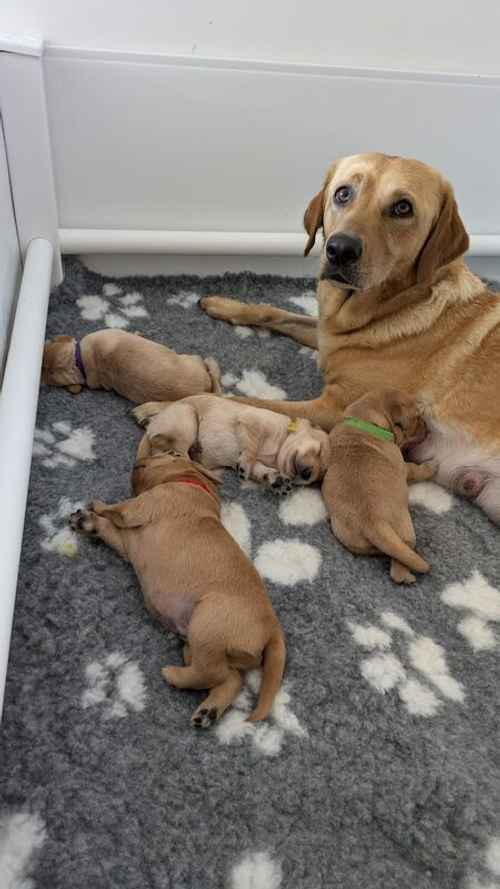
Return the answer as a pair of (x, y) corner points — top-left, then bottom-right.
(221, 492), (323, 587)
(167, 290), (200, 309)
(215, 670), (307, 757)
(220, 368), (287, 400)
(442, 571), (500, 651)
(219, 496), (320, 752)
(230, 850), (282, 889)
(81, 652), (147, 718)
(39, 496), (83, 558)
(288, 289), (318, 317)
(33, 421), (95, 469)
(0, 811), (47, 888)
(408, 481), (455, 514)
(467, 835), (500, 889)
(349, 610), (465, 717)
(77, 283), (149, 329)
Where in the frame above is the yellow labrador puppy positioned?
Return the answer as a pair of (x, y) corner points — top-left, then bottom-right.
(69, 451), (285, 727)
(322, 389), (435, 584)
(200, 153), (500, 524)
(132, 395), (330, 489)
(42, 329), (221, 402)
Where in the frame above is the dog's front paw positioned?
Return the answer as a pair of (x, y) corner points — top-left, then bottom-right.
(270, 475), (293, 496)
(69, 508), (97, 535)
(192, 705), (219, 729)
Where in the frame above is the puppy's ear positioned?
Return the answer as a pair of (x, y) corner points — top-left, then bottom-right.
(416, 184), (469, 283)
(303, 190), (326, 257)
(53, 335), (74, 343)
(67, 384), (82, 394)
(150, 433), (173, 453)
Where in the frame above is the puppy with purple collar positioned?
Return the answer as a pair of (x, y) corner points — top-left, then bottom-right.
(42, 329), (221, 403)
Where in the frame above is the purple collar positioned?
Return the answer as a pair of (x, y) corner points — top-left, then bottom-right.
(74, 340), (87, 382)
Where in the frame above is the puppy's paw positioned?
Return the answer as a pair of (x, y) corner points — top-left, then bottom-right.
(130, 404), (151, 429)
(270, 475), (293, 496)
(236, 461), (250, 481)
(69, 508), (97, 535)
(390, 561), (416, 584)
(192, 706), (219, 729)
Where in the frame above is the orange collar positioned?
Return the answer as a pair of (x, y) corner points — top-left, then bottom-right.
(172, 476), (219, 505)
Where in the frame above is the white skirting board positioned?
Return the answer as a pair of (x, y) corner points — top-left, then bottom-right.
(0, 239), (53, 717)
(44, 47), (500, 239)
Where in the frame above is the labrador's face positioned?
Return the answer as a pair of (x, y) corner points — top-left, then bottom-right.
(304, 153), (469, 292)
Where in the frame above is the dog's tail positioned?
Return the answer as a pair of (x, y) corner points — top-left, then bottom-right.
(204, 356), (222, 394)
(247, 627), (286, 723)
(368, 523), (430, 574)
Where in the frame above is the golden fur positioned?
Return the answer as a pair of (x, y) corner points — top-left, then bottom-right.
(322, 390), (435, 583)
(200, 153), (500, 522)
(42, 329), (221, 402)
(131, 395), (330, 487)
(69, 452), (285, 727)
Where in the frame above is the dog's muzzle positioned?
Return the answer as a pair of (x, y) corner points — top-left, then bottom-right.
(322, 232), (362, 287)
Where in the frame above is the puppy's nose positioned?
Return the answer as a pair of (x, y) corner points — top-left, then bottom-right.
(300, 467), (312, 481)
(325, 233), (363, 266)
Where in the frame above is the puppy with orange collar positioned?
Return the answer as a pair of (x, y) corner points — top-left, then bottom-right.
(69, 451), (286, 727)
(322, 389), (435, 583)
(42, 329), (221, 402)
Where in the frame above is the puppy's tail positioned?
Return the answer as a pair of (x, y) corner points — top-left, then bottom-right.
(247, 627), (286, 723)
(204, 356), (222, 394)
(369, 523), (430, 575)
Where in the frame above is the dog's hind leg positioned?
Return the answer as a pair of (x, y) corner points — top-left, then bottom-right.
(200, 296), (318, 348)
(191, 670), (242, 728)
(390, 559), (416, 584)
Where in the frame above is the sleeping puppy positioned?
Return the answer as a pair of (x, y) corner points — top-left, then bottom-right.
(42, 329), (221, 402)
(69, 451), (285, 727)
(322, 389), (435, 583)
(132, 394), (331, 489)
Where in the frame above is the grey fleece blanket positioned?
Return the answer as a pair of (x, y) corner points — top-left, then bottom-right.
(0, 256), (499, 889)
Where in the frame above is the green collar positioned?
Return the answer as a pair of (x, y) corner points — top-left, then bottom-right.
(343, 416), (395, 442)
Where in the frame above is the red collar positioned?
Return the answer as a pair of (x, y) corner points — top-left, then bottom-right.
(172, 476), (219, 504)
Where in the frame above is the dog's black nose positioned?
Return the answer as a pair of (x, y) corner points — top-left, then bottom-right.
(325, 233), (363, 266)
(300, 467), (312, 481)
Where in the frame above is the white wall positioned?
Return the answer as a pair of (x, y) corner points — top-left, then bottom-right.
(3, 0), (500, 75)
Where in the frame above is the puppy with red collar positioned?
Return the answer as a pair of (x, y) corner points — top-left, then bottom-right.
(70, 451), (285, 727)
(42, 329), (221, 402)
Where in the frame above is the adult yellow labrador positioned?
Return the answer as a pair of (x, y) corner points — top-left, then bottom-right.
(201, 153), (500, 523)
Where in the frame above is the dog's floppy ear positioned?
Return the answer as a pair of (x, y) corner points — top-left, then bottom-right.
(303, 189), (326, 257)
(150, 433), (174, 453)
(53, 335), (74, 343)
(303, 163), (337, 257)
(416, 183), (469, 283)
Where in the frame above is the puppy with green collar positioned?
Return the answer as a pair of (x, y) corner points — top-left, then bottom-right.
(322, 389), (435, 584)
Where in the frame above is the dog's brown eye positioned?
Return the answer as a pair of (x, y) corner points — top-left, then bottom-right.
(391, 199), (413, 217)
(334, 186), (353, 205)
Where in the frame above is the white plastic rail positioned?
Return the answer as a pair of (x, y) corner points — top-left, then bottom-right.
(0, 238), (53, 717)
